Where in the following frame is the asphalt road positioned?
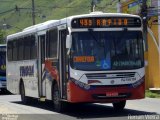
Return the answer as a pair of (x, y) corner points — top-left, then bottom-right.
(0, 94), (160, 120)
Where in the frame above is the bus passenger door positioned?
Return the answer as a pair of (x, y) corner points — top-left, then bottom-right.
(38, 33), (46, 98)
(58, 26), (68, 99)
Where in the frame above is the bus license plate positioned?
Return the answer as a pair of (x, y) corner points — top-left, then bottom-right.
(106, 92), (118, 97)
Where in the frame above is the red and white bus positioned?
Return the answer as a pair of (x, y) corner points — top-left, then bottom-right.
(6, 12), (145, 112)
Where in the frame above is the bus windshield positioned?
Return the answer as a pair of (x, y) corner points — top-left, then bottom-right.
(70, 31), (144, 71)
(0, 48), (6, 76)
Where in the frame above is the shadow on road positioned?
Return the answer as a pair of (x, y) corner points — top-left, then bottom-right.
(63, 104), (158, 119)
(12, 100), (159, 119)
(0, 89), (12, 95)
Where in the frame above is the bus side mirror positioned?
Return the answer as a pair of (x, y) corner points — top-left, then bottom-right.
(66, 35), (72, 49)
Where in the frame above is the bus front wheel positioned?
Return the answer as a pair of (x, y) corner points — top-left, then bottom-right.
(112, 100), (126, 111)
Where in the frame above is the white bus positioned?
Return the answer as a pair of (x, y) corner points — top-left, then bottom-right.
(7, 12), (145, 112)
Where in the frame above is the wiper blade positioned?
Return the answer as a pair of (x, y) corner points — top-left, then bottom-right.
(88, 30), (107, 58)
(88, 30), (104, 47)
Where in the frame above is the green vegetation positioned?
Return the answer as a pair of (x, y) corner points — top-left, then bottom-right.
(0, 30), (6, 43)
(0, 0), (124, 35)
(145, 90), (160, 98)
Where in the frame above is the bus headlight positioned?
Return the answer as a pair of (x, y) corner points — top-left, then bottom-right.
(132, 77), (144, 88)
(70, 78), (91, 90)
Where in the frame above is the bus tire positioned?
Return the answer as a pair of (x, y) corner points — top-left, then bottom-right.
(20, 82), (30, 104)
(112, 100), (126, 111)
(52, 83), (65, 112)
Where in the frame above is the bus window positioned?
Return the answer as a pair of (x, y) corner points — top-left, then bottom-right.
(0, 46), (6, 76)
(7, 41), (13, 61)
(13, 40), (18, 61)
(30, 35), (37, 59)
(24, 37), (31, 60)
(18, 39), (24, 60)
(39, 35), (45, 63)
(46, 29), (58, 59)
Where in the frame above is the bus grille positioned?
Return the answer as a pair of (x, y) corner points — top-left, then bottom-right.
(86, 72), (135, 79)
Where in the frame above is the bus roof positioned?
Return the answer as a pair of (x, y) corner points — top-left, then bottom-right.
(0, 44), (6, 47)
(23, 20), (58, 31)
(7, 20), (59, 40)
(7, 12), (141, 41)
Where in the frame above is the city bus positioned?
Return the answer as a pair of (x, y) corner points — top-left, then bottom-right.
(6, 12), (145, 112)
(0, 44), (6, 93)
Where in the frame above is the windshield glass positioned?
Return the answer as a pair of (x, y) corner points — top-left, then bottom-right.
(70, 31), (144, 71)
(0, 46), (6, 76)
(0, 50), (6, 76)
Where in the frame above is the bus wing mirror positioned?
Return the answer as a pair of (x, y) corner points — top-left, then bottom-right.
(66, 35), (72, 49)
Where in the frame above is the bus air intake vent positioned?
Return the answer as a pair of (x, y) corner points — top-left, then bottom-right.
(86, 72), (135, 79)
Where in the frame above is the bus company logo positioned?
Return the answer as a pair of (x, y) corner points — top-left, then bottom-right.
(20, 65), (34, 77)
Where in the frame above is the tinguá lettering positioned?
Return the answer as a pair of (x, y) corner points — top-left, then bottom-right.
(20, 65), (34, 77)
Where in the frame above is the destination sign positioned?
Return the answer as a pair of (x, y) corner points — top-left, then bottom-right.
(71, 17), (141, 28)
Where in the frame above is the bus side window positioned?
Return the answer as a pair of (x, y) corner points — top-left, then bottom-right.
(46, 31), (49, 58)
(7, 41), (13, 61)
(24, 36), (31, 60)
(18, 38), (24, 60)
(46, 28), (58, 59)
(12, 40), (18, 61)
(30, 35), (37, 59)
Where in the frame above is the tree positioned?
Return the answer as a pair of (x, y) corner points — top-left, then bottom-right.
(0, 30), (6, 44)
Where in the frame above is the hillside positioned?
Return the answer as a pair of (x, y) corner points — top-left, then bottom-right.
(0, 0), (123, 35)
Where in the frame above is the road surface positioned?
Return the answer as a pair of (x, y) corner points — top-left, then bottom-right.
(0, 94), (160, 120)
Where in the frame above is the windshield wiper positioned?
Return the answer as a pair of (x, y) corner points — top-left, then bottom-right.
(88, 30), (107, 58)
(88, 29), (104, 47)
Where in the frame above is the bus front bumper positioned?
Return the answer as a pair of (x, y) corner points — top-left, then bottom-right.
(67, 78), (145, 103)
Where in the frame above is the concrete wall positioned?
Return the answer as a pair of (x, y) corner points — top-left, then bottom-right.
(147, 17), (160, 89)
